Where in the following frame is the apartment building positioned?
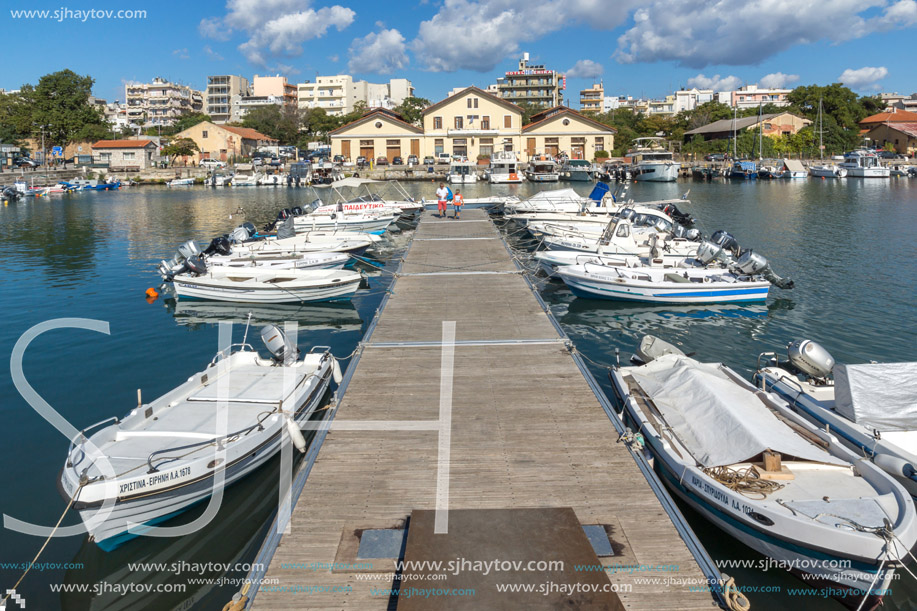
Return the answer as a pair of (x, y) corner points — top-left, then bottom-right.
(674, 88), (715, 113)
(731, 84), (791, 109)
(297, 75), (414, 116)
(124, 77), (203, 127)
(205, 75), (250, 123)
(253, 75), (297, 106)
(495, 53), (565, 108)
(579, 83), (603, 113)
(230, 95), (286, 122)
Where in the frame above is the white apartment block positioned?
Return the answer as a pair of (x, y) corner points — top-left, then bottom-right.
(205, 75), (250, 124)
(230, 95), (286, 122)
(125, 77), (204, 127)
(731, 84), (791, 109)
(674, 88), (715, 113)
(297, 75), (414, 116)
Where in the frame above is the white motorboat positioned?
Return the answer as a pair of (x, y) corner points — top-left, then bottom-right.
(231, 173), (262, 186)
(525, 205), (691, 240)
(809, 165), (848, 178)
(222, 221), (375, 256)
(626, 137), (679, 182)
(293, 204), (397, 233)
(539, 215), (701, 257)
(560, 159), (595, 182)
(160, 239), (350, 277)
(778, 159), (808, 178)
(534, 250), (713, 277)
(207, 173), (233, 186)
(504, 184), (613, 215)
(756, 339), (917, 497)
(60, 327), (339, 550)
(310, 161), (342, 185)
(524, 155), (559, 182)
(257, 173), (286, 186)
(486, 151), (524, 183)
(167, 177), (195, 187)
(447, 159), (478, 184)
(839, 150), (890, 178)
(610, 351), (917, 609)
(167, 265), (362, 304)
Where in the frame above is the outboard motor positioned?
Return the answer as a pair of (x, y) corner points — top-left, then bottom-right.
(275, 215), (296, 240)
(204, 236), (232, 256)
(695, 241), (724, 265)
(261, 325), (299, 365)
(230, 225), (251, 244)
(734, 250), (794, 289)
(619, 208), (637, 222)
(632, 335), (686, 365)
(711, 230), (739, 254)
(242, 222), (257, 238)
(177, 240), (201, 261)
(291, 206), (304, 216)
(185, 255), (207, 275)
(786, 339), (835, 379)
(672, 224), (686, 239)
(684, 228), (701, 241)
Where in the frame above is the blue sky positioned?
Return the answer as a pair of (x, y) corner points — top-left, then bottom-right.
(3, 0), (917, 105)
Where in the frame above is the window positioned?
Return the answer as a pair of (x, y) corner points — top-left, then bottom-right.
(473, 98), (478, 109)
(386, 139), (400, 146)
(123, 152), (135, 159)
(545, 137), (559, 145)
(504, 115), (512, 128)
(202, 130), (208, 138)
(595, 137), (604, 151)
(359, 140), (373, 146)
(99, 152), (111, 160)
(481, 116), (490, 130)
(480, 137), (493, 157)
(455, 116), (463, 129)
(434, 138), (444, 154)
(433, 116), (442, 129)
(467, 98), (472, 108)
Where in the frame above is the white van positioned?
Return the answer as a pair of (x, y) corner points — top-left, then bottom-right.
(200, 159), (226, 169)
(436, 152), (451, 164)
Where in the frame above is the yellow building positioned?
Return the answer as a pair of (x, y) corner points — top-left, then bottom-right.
(329, 109), (424, 162)
(523, 107), (615, 159)
(172, 121), (276, 162)
(329, 88), (615, 162)
(421, 86), (523, 159)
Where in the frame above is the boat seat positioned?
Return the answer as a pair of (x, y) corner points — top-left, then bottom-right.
(664, 272), (692, 283)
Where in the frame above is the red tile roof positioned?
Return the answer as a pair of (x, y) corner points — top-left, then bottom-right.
(92, 139), (156, 149)
(220, 126), (277, 141)
(880, 122), (917, 138)
(859, 110), (917, 125)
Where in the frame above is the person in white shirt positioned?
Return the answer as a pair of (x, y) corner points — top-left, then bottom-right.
(435, 183), (449, 217)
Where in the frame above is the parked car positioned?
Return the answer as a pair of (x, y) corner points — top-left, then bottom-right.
(356, 155), (367, 167)
(252, 158), (264, 167)
(407, 154), (419, 165)
(704, 153), (725, 162)
(13, 157), (39, 168)
(333, 155), (347, 163)
(436, 152), (451, 164)
(200, 159), (226, 169)
(878, 150), (905, 160)
(423, 156), (436, 165)
(392, 156), (403, 166)
(376, 156), (388, 166)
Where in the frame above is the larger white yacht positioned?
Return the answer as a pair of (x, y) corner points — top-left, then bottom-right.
(838, 149), (890, 178)
(486, 151), (524, 183)
(625, 137), (679, 182)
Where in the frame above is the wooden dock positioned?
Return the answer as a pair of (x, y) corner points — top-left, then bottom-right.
(247, 209), (718, 610)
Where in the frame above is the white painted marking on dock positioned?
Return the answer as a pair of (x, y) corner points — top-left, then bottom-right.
(399, 270), (522, 277)
(414, 237), (497, 241)
(436, 321), (455, 534)
(300, 420), (441, 431)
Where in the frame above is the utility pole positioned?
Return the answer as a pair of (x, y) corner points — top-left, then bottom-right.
(40, 125), (46, 168)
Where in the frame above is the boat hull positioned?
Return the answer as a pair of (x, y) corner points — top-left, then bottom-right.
(559, 268), (770, 304)
(173, 274), (361, 303)
(633, 162), (679, 182)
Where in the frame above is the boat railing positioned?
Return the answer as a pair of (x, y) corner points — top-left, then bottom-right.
(210, 343), (255, 365)
(146, 417), (270, 473)
(67, 416), (122, 475)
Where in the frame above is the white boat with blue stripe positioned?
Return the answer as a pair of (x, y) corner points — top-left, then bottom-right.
(610, 350), (917, 611)
(756, 339), (917, 498)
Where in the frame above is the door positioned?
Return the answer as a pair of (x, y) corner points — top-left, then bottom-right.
(545, 144), (559, 157)
(526, 138), (536, 158)
(360, 146), (374, 160)
(341, 140), (351, 160)
(410, 139), (420, 156)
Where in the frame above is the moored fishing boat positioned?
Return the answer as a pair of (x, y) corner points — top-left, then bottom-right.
(167, 177), (195, 187)
(839, 150), (890, 178)
(59, 325), (340, 550)
(755, 339), (917, 497)
(560, 158), (594, 181)
(165, 266), (362, 303)
(447, 159), (478, 184)
(625, 137), (679, 182)
(486, 151), (524, 183)
(524, 155), (559, 182)
(610, 350), (917, 610)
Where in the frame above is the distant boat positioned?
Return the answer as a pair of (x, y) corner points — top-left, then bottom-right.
(447, 159), (478, 184)
(808, 97), (848, 178)
(524, 155), (559, 182)
(560, 158), (594, 182)
(625, 137), (679, 182)
(839, 150), (890, 178)
(727, 160), (758, 180)
(168, 177), (194, 187)
(486, 151), (524, 184)
(779, 159), (808, 179)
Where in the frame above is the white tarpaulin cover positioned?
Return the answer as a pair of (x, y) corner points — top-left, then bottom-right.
(834, 362), (917, 432)
(630, 355), (844, 467)
(782, 159), (806, 173)
(524, 188), (582, 203)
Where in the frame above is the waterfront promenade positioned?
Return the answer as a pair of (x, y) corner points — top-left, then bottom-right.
(248, 208), (715, 610)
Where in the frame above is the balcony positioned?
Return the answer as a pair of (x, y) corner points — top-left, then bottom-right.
(447, 128), (498, 136)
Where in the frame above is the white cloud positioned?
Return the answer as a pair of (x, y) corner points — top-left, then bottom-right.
(614, 0), (914, 68)
(412, 0), (637, 72)
(172, 48), (190, 60)
(200, 0), (355, 67)
(566, 59), (603, 79)
(687, 73), (742, 91)
(329, 54), (339, 62)
(838, 66), (888, 90)
(348, 29), (408, 74)
(759, 72), (799, 88)
(203, 45), (224, 61)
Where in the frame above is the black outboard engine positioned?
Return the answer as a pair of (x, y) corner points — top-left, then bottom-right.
(204, 236), (232, 256)
(291, 206), (304, 216)
(619, 208), (637, 222)
(711, 230), (739, 255)
(242, 222), (257, 238)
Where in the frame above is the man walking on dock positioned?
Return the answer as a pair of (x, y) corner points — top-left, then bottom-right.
(435, 182), (449, 217)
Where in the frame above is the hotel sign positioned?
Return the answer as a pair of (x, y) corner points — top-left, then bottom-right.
(506, 69), (553, 76)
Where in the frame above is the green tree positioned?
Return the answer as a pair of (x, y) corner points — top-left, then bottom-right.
(393, 96), (430, 125)
(172, 113), (212, 134)
(301, 107), (341, 143)
(242, 105), (301, 144)
(30, 70), (108, 144)
(161, 137), (199, 165)
(0, 89), (34, 144)
(517, 102), (542, 125)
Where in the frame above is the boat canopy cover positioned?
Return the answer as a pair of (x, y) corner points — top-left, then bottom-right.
(734, 161), (757, 171)
(332, 176), (383, 188)
(630, 355), (844, 467)
(834, 362), (917, 432)
(588, 182), (610, 202)
(525, 188), (582, 203)
(782, 159), (806, 173)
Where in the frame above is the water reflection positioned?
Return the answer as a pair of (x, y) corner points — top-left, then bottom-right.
(167, 300), (364, 333)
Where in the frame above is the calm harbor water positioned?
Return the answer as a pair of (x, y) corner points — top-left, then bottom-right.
(0, 177), (915, 610)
